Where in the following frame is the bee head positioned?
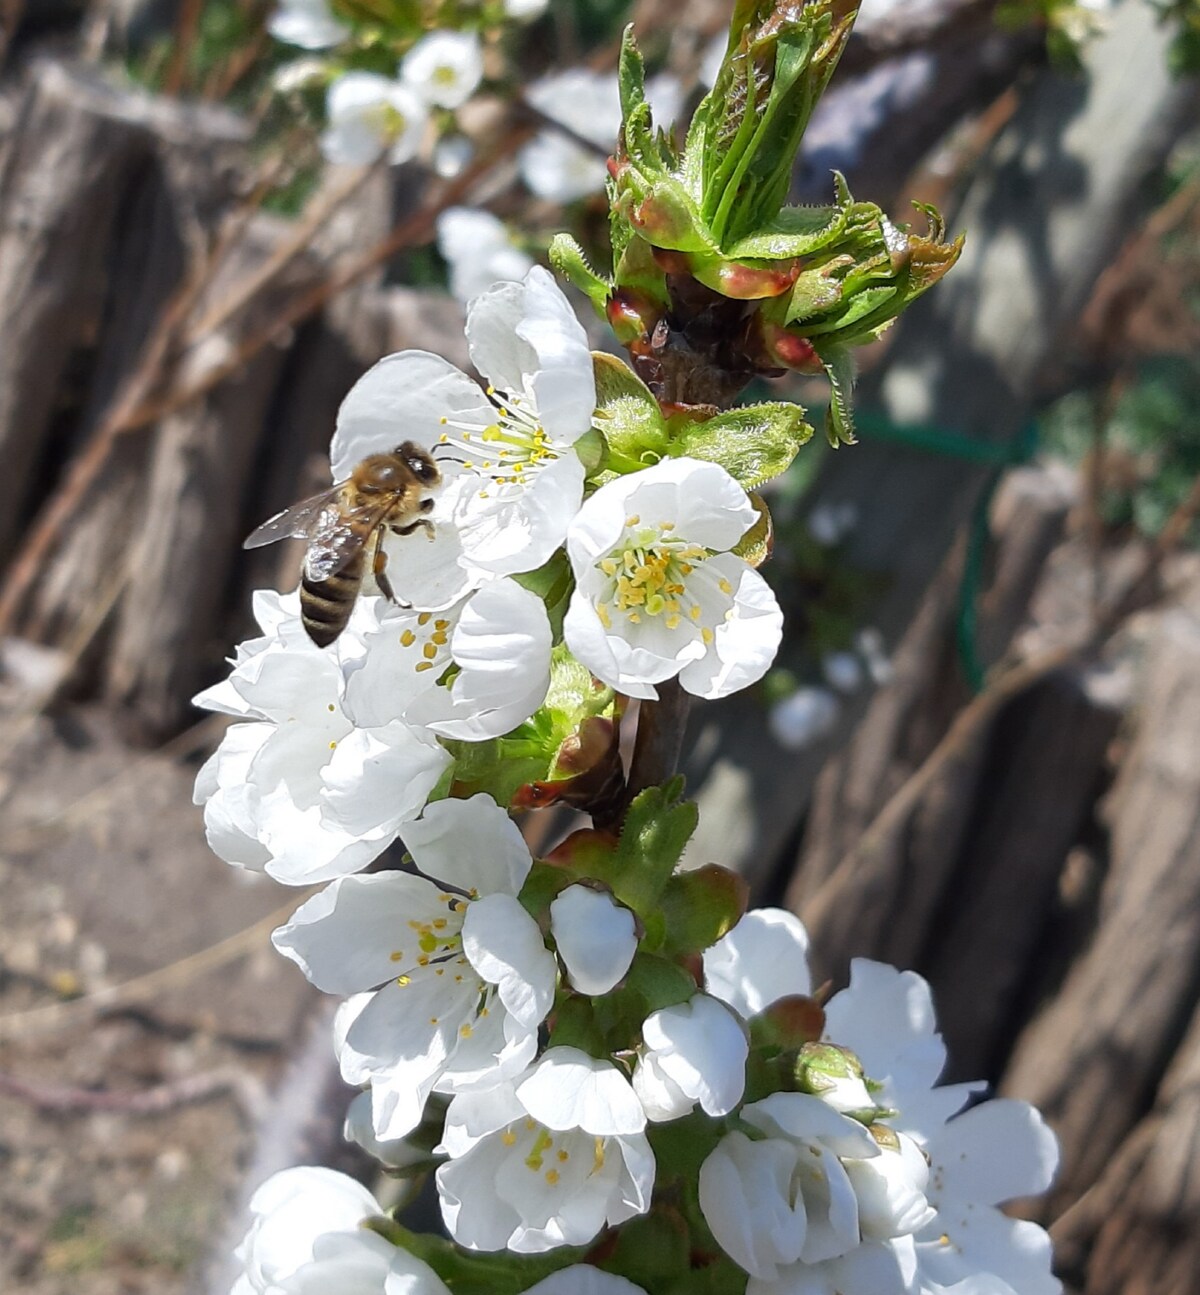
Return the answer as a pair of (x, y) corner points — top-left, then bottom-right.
(396, 442), (441, 486)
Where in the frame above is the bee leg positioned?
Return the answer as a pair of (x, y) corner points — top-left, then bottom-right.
(372, 537), (409, 607)
(392, 518), (437, 542)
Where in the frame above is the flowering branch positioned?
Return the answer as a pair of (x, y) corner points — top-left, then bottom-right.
(196, 3), (1064, 1294)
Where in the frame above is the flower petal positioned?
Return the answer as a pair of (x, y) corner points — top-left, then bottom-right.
(462, 892), (557, 1030)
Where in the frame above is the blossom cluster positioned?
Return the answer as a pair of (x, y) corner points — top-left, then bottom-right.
(197, 266), (1060, 1293)
(232, 907), (1061, 1295)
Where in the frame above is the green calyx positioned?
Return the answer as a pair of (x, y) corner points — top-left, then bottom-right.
(590, 351), (813, 487)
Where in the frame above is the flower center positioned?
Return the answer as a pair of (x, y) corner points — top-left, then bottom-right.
(596, 521), (714, 639)
(362, 101), (410, 140)
(439, 388), (558, 499)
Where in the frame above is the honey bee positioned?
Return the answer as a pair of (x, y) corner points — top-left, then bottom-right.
(244, 442), (443, 647)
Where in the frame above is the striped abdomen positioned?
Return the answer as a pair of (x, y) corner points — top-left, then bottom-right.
(300, 548), (365, 647)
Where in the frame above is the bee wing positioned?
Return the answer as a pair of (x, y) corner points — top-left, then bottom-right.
(243, 487), (344, 550)
(304, 498), (395, 582)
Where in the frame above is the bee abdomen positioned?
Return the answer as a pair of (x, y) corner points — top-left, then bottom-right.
(300, 560), (363, 648)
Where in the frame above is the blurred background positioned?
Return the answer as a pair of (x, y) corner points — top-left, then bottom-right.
(0, 0), (1198, 1292)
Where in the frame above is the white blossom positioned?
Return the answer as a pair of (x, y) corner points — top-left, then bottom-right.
(524, 1270), (648, 1295)
(823, 961), (1061, 1295)
(564, 458), (783, 701)
(272, 57), (328, 94)
(745, 1242), (916, 1295)
(193, 594), (450, 886)
(343, 1091), (432, 1172)
(231, 1167), (391, 1295)
(503, 0), (550, 18)
(436, 207), (534, 305)
(432, 134), (475, 179)
(322, 73), (427, 167)
(856, 626), (893, 685)
(268, 0), (348, 50)
(769, 685), (840, 750)
(632, 994), (747, 1121)
(273, 795), (558, 1142)
(330, 267), (594, 610)
(437, 1048), (654, 1252)
(822, 960), (984, 1145)
(343, 578), (553, 743)
(822, 650), (863, 693)
(913, 1101), (1060, 1295)
(703, 907), (812, 1019)
(549, 884), (638, 995)
(519, 69), (683, 202)
(699, 1093), (881, 1278)
(401, 31), (484, 110)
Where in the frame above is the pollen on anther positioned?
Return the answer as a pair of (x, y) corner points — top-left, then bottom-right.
(418, 612), (432, 626)
(415, 661), (434, 672)
(400, 629), (416, 647)
(502, 1130), (517, 1146)
(327, 703), (336, 712)
(328, 740), (337, 750)
(429, 1017), (439, 1025)
(545, 1169), (560, 1185)
(389, 950), (404, 962)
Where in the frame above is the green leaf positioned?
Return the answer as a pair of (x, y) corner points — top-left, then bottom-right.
(724, 198), (851, 260)
(668, 401), (812, 489)
(618, 23), (647, 122)
(591, 351), (669, 474)
(549, 234), (611, 318)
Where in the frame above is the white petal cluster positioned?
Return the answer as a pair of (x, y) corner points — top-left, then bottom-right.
(564, 458), (783, 700)
(268, 0), (348, 50)
(321, 72), (428, 167)
(436, 1048), (654, 1252)
(208, 261), (1058, 1295)
(330, 267), (595, 608)
(232, 1167), (450, 1295)
(692, 909), (1062, 1295)
(193, 592), (451, 885)
(401, 31), (484, 110)
(275, 795), (558, 1141)
(436, 207), (535, 305)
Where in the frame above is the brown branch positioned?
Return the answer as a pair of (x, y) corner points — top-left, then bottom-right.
(0, 1066), (262, 1117)
(162, 0), (205, 96)
(623, 678), (692, 803)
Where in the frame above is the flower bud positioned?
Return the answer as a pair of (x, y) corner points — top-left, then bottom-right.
(793, 1041), (875, 1114)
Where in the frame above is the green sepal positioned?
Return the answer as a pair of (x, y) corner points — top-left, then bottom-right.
(608, 780), (699, 919)
(656, 863), (748, 957)
(591, 351), (669, 475)
(667, 401), (812, 489)
(820, 344), (858, 447)
(512, 549), (574, 641)
(546, 993), (611, 1055)
(549, 233), (611, 319)
(446, 647), (612, 805)
(605, 1208), (692, 1289)
(732, 493), (773, 568)
(622, 949), (698, 1011)
(376, 1223), (585, 1294)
